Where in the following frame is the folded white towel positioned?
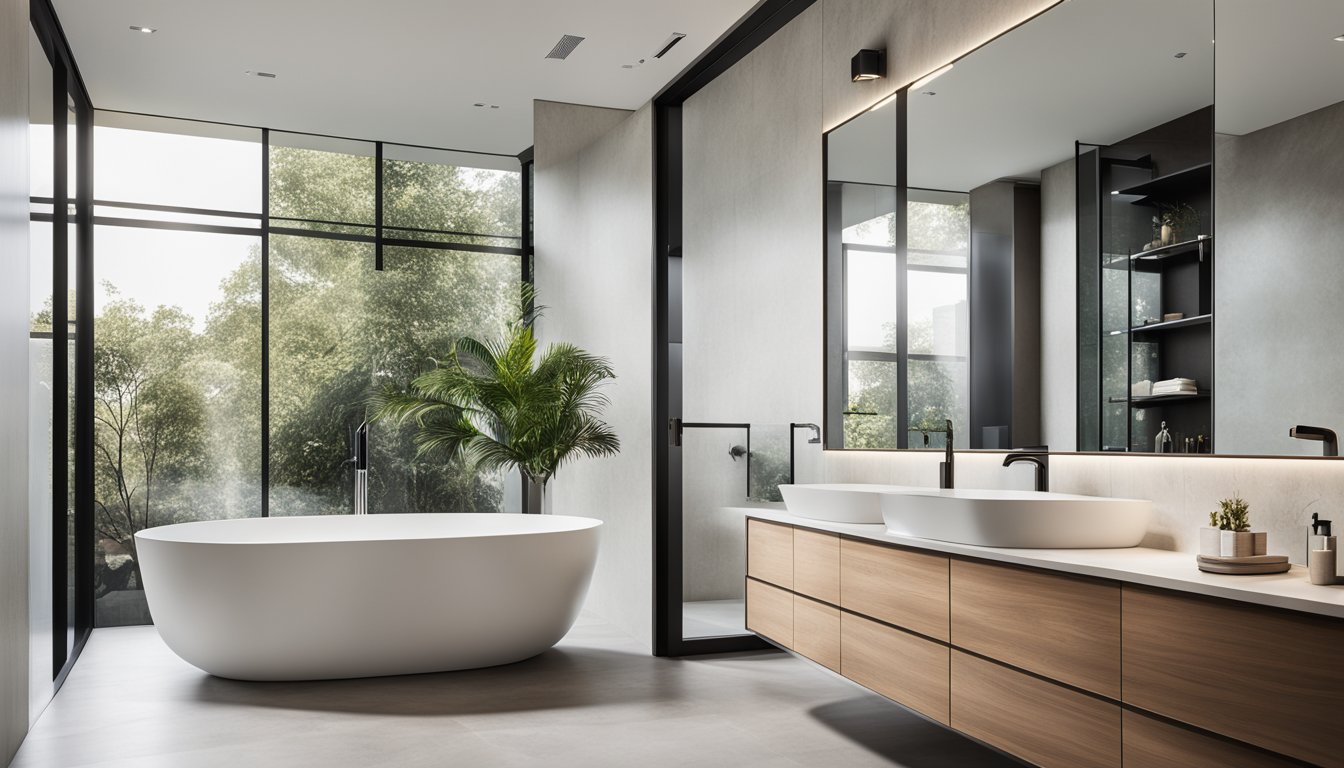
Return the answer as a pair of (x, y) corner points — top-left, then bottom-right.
(1154, 377), (1197, 388)
(1132, 380), (1152, 397)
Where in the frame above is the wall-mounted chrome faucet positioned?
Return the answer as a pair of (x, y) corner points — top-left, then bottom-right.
(1290, 425), (1338, 457)
(939, 419), (954, 489)
(1003, 449), (1050, 492)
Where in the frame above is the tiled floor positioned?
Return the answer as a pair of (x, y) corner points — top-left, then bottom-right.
(12, 616), (1017, 768)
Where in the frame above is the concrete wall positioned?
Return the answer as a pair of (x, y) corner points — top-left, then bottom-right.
(1214, 99), (1344, 455)
(2, 0), (32, 760)
(534, 100), (655, 651)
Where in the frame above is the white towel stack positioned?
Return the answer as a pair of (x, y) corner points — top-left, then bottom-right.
(1152, 377), (1197, 395)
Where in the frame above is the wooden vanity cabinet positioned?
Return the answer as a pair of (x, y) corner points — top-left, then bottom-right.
(1122, 587), (1344, 767)
(743, 518), (1342, 768)
(839, 538), (949, 641)
(951, 559), (1121, 698)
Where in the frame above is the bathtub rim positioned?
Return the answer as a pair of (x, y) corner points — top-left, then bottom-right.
(134, 512), (603, 546)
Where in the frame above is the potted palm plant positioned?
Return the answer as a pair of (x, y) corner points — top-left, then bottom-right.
(369, 287), (619, 513)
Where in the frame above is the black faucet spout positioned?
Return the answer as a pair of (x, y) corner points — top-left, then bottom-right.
(1003, 450), (1050, 492)
(939, 419), (954, 489)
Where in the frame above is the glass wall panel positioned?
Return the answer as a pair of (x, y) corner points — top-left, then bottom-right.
(268, 234), (517, 516)
(92, 226), (262, 626)
(93, 113), (261, 214)
(28, 23), (55, 693)
(65, 94), (78, 649)
(382, 145), (521, 247)
(270, 132), (375, 234)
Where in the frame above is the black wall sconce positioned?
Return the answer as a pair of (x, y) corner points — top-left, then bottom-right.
(851, 49), (885, 82)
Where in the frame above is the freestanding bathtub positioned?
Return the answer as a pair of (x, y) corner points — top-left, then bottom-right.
(135, 513), (601, 681)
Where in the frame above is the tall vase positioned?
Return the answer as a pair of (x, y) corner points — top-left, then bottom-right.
(525, 477), (550, 514)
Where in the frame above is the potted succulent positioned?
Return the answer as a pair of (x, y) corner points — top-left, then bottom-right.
(1201, 495), (1266, 557)
(369, 286), (620, 513)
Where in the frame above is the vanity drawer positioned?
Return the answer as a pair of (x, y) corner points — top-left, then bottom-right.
(840, 539), (949, 641)
(793, 594), (840, 672)
(745, 578), (793, 648)
(951, 559), (1120, 698)
(951, 651), (1120, 768)
(1122, 587), (1344, 767)
(841, 612), (949, 725)
(793, 528), (839, 604)
(1121, 710), (1300, 768)
(747, 519), (793, 589)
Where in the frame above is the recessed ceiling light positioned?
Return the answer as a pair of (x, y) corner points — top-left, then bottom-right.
(1334, 33), (1344, 42)
(244, 70), (277, 79)
(472, 103), (500, 109)
(1174, 52), (1187, 58)
(921, 90), (936, 96)
(129, 25), (156, 34)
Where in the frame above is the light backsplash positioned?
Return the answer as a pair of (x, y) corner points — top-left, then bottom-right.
(823, 451), (1341, 565)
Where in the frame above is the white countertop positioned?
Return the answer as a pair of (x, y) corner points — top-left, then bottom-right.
(741, 507), (1344, 619)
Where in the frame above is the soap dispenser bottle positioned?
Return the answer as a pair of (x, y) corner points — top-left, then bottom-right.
(1308, 513), (1338, 585)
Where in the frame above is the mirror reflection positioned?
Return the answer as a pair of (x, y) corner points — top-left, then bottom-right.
(825, 0), (1344, 457)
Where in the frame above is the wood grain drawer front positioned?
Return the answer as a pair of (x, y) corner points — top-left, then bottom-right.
(746, 578), (792, 648)
(840, 538), (949, 641)
(840, 612), (949, 725)
(793, 595), (840, 672)
(1122, 587), (1344, 767)
(950, 559), (1121, 698)
(747, 520), (793, 589)
(792, 528), (839, 604)
(951, 651), (1121, 768)
(1121, 710), (1301, 768)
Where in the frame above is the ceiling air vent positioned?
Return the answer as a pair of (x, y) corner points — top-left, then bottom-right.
(546, 34), (586, 60)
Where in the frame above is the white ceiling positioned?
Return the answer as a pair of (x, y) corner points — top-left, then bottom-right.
(830, 0), (1344, 193)
(52, 0), (759, 156)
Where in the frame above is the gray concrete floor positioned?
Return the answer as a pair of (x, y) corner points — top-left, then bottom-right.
(12, 615), (1018, 768)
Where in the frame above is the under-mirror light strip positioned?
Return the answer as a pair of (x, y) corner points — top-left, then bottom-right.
(911, 64), (953, 91)
(867, 91), (898, 113)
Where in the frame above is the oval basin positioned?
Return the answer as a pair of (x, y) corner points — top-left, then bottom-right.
(881, 489), (1152, 548)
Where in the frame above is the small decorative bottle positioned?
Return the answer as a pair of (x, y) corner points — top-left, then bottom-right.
(1155, 421), (1173, 453)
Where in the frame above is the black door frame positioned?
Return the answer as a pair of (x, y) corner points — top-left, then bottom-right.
(651, 0), (817, 657)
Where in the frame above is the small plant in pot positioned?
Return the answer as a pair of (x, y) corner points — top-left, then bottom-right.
(369, 286), (620, 513)
(1201, 495), (1266, 557)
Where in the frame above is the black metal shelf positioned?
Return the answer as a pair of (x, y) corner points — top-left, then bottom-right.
(1130, 235), (1212, 272)
(1110, 391), (1212, 408)
(1130, 314), (1212, 334)
(1114, 162), (1211, 205)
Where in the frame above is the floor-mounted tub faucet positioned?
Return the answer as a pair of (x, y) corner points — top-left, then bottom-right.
(1003, 450), (1050, 492)
(352, 421), (369, 515)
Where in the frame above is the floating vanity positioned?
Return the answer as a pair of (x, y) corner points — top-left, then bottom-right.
(744, 509), (1344, 768)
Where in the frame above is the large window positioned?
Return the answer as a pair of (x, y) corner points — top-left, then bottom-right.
(77, 115), (526, 626)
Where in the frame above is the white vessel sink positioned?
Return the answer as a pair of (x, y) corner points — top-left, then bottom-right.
(881, 489), (1152, 549)
(778, 483), (922, 524)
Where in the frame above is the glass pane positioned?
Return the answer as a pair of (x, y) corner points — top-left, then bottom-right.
(746, 424), (789, 502)
(94, 113), (262, 213)
(65, 96), (78, 649)
(845, 360), (900, 449)
(270, 133), (375, 227)
(268, 235), (516, 516)
(681, 425), (749, 639)
(845, 249), (896, 352)
(907, 270), (967, 357)
(28, 24), (55, 684)
(367, 246), (517, 515)
(92, 225), (263, 627)
(382, 144), (521, 241)
(907, 192), (969, 267)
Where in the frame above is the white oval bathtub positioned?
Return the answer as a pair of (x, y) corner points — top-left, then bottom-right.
(135, 513), (601, 681)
